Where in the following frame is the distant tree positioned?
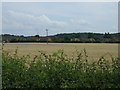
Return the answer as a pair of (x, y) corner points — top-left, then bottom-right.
(35, 35), (39, 37)
(88, 33), (94, 38)
(104, 32), (111, 38)
(64, 36), (70, 41)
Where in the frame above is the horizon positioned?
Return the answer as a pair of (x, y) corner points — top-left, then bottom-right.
(2, 32), (119, 37)
(2, 2), (118, 36)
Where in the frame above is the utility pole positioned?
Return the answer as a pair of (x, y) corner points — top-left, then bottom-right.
(46, 29), (48, 44)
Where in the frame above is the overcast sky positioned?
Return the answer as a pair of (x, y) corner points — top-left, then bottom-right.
(2, 2), (118, 36)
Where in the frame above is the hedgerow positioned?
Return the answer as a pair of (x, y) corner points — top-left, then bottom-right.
(2, 49), (120, 88)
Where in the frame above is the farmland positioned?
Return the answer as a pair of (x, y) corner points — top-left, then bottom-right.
(2, 43), (120, 88)
(3, 43), (118, 62)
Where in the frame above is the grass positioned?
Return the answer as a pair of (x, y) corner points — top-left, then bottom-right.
(2, 45), (120, 88)
(3, 43), (118, 62)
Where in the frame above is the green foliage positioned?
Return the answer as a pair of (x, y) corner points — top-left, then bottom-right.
(2, 49), (120, 88)
(2, 33), (120, 43)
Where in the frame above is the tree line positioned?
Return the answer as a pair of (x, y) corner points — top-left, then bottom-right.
(2, 32), (120, 43)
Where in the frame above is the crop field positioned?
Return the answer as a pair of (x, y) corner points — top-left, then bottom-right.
(2, 43), (120, 88)
(3, 43), (118, 62)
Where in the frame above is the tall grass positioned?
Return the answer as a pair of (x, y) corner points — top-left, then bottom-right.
(2, 47), (120, 88)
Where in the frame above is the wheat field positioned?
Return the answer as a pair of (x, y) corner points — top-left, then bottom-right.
(3, 43), (118, 62)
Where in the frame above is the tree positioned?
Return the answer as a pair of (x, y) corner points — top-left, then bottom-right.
(35, 35), (39, 37)
(104, 32), (111, 38)
(88, 33), (94, 39)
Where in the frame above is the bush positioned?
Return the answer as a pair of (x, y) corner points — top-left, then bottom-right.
(2, 49), (120, 88)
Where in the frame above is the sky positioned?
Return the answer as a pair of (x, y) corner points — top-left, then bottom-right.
(1, 0), (119, 2)
(2, 2), (118, 36)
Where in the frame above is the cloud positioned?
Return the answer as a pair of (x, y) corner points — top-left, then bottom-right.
(3, 10), (94, 35)
(3, 10), (70, 35)
(8, 10), (35, 19)
(3, 7), (117, 35)
(69, 18), (91, 26)
(2, 2), (118, 35)
(7, 10), (67, 27)
(37, 15), (68, 26)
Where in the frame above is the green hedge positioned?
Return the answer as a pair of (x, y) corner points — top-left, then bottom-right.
(2, 49), (120, 88)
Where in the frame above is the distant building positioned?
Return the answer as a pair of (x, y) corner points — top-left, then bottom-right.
(39, 37), (47, 41)
(48, 37), (52, 41)
(84, 38), (95, 42)
(89, 38), (95, 41)
(71, 38), (80, 41)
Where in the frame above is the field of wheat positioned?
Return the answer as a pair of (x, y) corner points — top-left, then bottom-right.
(3, 43), (118, 62)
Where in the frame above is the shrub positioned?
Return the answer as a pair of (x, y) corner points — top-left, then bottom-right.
(2, 49), (120, 88)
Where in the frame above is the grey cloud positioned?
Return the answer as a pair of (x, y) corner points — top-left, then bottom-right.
(3, 10), (94, 35)
(7, 10), (68, 27)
